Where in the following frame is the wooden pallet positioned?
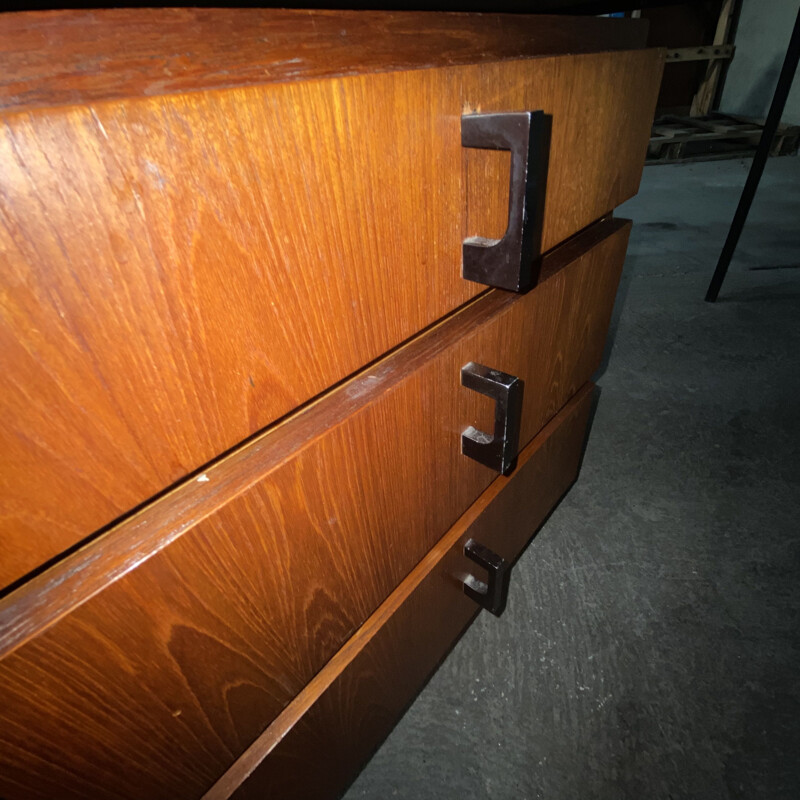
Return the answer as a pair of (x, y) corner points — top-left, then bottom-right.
(647, 113), (800, 164)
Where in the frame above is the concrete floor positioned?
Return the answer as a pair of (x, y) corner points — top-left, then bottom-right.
(343, 157), (800, 800)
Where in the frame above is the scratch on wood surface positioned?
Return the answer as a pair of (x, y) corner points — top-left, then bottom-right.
(89, 107), (109, 140)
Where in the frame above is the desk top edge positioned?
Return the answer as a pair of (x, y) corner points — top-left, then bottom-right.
(0, 9), (648, 114)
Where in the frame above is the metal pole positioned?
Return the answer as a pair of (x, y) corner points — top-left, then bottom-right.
(705, 6), (800, 303)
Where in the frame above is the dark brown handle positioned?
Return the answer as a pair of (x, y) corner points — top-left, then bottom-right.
(461, 362), (523, 475)
(462, 539), (510, 617)
(461, 110), (548, 292)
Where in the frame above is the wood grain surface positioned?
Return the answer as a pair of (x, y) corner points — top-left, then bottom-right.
(0, 216), (626, 660)
(0, 49), (662, 589)
(0, 9), (648, 113)
(0, 222), (628, 800)
(209, 383), (595, 800)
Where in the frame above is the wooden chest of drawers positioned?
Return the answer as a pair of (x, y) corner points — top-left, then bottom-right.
(0, 10), (663, 799)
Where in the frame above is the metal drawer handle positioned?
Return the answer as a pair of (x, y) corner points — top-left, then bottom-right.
(462, 539), (510, 617)
(462, 111), (549, 293)
(461, 362), (523, 476)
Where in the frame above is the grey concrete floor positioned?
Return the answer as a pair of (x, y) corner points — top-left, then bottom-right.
(343, 157), (800, 800)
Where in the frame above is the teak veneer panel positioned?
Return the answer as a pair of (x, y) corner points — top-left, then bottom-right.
(210, 383), (595, 800)
(0, 10), (649, 113)
(0, 217), (627, 659)
(0, 220), (628, 800)
(0, 49), (662, 588)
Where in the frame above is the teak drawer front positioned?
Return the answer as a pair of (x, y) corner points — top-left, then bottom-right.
(0, 220), (628, 800)
(0, 47), (663, 588)
(210, 383), (596, 800)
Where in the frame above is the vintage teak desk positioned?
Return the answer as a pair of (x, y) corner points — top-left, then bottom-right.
(0, 10), (663, 799)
